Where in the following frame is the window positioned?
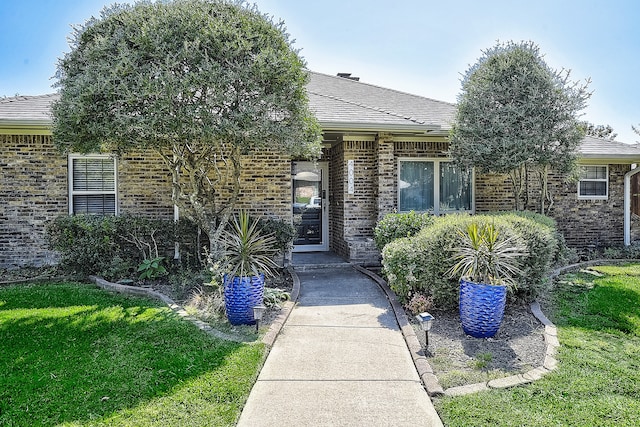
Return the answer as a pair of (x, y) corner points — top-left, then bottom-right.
(398, 159), (472, 214)
(69, 155), (117, 215)
(578, 165), (608, 199)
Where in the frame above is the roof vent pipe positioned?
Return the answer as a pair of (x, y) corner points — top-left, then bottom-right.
(337, 73), (360, 81)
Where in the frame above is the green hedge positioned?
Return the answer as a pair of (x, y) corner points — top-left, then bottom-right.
(47, 213), (294, 280)
(381, 213), (560, 309)
(46, 214), (204, 279)
(46, 214), (120, 278)
(374, 211), (434, 251)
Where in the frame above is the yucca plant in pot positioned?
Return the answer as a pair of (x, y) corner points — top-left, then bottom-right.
(221, 210), (279, 326)
(448, 221), (527, 338)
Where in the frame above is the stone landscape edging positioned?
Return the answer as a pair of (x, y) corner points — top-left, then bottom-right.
(353, 264), (567, 398)
(89, 267), (301, 347)
(356, 259), (637, 397)
(442, 300), (560, 396)
(19, 258), (631, 397)
(260, 266), (301, 347)
(354, 265), (445, 396)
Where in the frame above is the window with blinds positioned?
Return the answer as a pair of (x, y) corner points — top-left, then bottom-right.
(69, 156), (117, 215)
(578, 165), (608, 199)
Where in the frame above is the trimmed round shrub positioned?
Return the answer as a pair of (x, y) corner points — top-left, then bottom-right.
(374, 211), (434, 250)
(494, 210), (557, 229)
(496, 213), (558, 299)
(382, 213), (560, 309)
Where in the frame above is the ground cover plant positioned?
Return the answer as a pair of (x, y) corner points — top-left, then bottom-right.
(0, 282), (265, 426)
(434, 264), (640, 426)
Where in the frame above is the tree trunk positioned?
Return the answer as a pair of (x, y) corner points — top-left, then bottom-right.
(508, 165), (526, 211)
(156, 142), (244, 266)
(538, 165), (553, 215)
(206, 144), (243, 258)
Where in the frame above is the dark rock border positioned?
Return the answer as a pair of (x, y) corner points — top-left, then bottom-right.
(89, 266), (301, 346)
(354, 265), (562, 397)
(356, 259), (639, 396)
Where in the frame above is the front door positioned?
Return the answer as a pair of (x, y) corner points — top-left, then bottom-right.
(292, 161), (328, 252)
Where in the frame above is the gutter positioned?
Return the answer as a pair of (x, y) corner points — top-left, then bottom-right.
(319, 120), (441, 134)
(0, 119), (52, 135)
(579, 155), (640, 164)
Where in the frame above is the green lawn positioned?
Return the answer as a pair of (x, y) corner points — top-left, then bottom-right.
(0, 282), (265, 426)
(435, 264), (640, 427)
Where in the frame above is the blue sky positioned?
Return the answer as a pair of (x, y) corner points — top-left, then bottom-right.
(1, 0), (638, 142)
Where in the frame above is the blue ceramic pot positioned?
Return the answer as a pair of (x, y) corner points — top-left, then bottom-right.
(224, 274), (265, 325)
(459, 278), (507, 338)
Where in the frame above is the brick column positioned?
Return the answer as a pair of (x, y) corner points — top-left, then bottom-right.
(376, 133), (395, 219)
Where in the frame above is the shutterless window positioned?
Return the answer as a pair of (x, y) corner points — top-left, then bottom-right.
(398, 159), (472, 215)
(578, 165), (608, 199)
(69, 155), (117, 215)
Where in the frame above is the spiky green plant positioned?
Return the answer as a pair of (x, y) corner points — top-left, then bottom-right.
(222, 211), (279, 279)
(448, 221), (527, 286)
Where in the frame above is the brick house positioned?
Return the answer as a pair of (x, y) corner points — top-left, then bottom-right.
(3, 71), (640, 268)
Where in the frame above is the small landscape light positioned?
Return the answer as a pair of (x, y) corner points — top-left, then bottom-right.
(252, 305), (267, 333)
(415, 312), (435, 348)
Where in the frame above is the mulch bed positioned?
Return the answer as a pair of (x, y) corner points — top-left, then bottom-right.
(412, 301), (547, 388)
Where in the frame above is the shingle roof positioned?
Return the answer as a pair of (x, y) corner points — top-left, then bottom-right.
(2, 74), (639, 162)
(579, 135), (640, 161)
(307, 71), (455, 133)
(0, 93), (57, 124)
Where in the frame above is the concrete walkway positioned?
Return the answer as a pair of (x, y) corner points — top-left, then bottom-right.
(237, 267), (443, 427)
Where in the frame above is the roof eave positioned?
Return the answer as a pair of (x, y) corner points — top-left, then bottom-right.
(0, 120), (52, 135)
(579, 153), (640, 164)
(319, 120), (441, 134)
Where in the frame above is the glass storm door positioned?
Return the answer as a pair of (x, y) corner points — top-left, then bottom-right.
(292, 161), (328, 252)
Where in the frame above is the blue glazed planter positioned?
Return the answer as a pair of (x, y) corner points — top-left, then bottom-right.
(224, 274), (265, 326)
(459, 278), (507, 338)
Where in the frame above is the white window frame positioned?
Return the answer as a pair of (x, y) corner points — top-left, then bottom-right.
(397, 157), (474, 215)
(577, 164), (608, 200)
(68, 154), (118, 215)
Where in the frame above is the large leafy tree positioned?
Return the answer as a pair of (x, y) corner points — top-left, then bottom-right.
(449, 41), (591, 213)
(51, 0), (321, 257)
(583, 122), (617, 141)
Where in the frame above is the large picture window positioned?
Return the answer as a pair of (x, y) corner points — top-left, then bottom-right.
(398, 158), (472, 214)
(69, 155), (117, 215)
(578, 165), (608, 199)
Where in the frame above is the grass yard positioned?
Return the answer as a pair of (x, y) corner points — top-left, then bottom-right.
(0, 282), (265, 426)
(435, 263), (640, 427)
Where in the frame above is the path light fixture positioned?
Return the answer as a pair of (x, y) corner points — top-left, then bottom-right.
(415, 312), (435, 348)
(253, 305), (267, 333)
